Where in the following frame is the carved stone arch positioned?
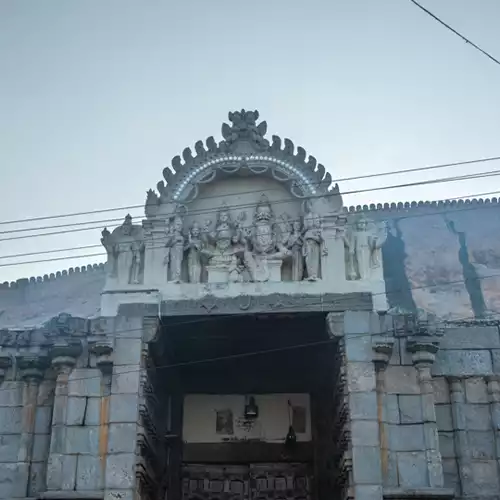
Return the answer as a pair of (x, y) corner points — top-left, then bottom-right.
(150, 110), (338, 206)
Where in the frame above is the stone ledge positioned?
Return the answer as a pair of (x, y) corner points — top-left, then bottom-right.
(38, 492), (104, 499)
(383, 487), (455, 500)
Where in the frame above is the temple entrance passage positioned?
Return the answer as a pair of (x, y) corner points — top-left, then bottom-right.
(139, 313), (347, 500)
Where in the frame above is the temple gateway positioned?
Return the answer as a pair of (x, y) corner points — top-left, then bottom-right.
(1, 110), (500, 500)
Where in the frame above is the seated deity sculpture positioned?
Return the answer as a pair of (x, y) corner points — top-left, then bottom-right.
(201, 203), (246, 283)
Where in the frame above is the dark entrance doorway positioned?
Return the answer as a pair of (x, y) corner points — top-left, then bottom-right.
(140, 313), (346, 500)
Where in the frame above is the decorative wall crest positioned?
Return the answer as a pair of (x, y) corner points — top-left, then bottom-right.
(150, 109), (342, 205)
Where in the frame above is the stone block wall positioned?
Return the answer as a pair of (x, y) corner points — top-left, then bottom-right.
(381, 320), (500, 499)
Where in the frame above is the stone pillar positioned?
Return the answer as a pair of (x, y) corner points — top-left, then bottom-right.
(89, 339), (114, 490)
(447, 377), (471, 497)
(17, 354), (47, 496)
(46, 341), (82, 492)
(340, 311), (384, 500)
(486, 375), (500, 465)
(0, 353), (12, 384)
(407, 337), (444, 488)
(372, 335), (394, 486)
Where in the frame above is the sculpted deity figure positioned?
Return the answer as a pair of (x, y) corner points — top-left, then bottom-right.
(243, 195), (289, 282)
(202, 203), (245, 282)
(302, 209), (327, 281)
(101, 214), (144, 285)
(185, 221), (203, 283)
(343, 216), (387, 280)
(164, 215), (185, 283)
(283, 218), (304, 281)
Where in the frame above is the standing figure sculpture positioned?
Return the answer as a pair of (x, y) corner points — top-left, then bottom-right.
(302, 209), (327, 281)
(165, 215), (185, 283)
(185, 221), (203, 283)
(343, 216), (387, 280)
(101, 214), (144, 285)
(283, 219), (304, 281)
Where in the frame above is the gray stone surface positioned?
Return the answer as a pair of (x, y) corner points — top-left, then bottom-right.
(395, 451), (428, 488)
(35, 406), (53, 434)
(384, 395), (400, 424)
(65, 426), (99, 454)
(76, 455), (102, 490)
(435, 404), (454, 431)
(346, 362), (376, 393)
(0, 267), (104, 329)
(0, 382), (23, 406)
(464, 377), (489, 403)
(468, 430), (495, 459)
(0, 462), (29, 498)
(105, 453), (136, 489)
(384, 366), (420, 395)
(108, 423), (137, 453)
(433, 350), (493, 376)
(351, 421), (380, 447)
(109, 394), (139, 423)
(464, 404), (492, 430)
(438, 432), (455, 458)
(111, 365), (140, 395)
(0, 434), (21, 462)
(113, 338), (142, 366)
(440, 326), (500, 350)
(351, 446), (382, 484)
(349, 392), (378, 420)
(32, 433), (51, 462)
(399, 395), (423, 424)
(432, 377), (450, 404)
(0, 406), (22, 433)
(66, 396), (87, 426)
(388, 424), (425, 452)
(68, 369), (102, 397)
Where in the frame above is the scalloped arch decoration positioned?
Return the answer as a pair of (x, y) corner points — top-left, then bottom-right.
(154, 110), (333, 204)
(171, 153), (318, 202)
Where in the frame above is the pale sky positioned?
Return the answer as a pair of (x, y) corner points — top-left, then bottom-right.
(1, 0), (499, 283)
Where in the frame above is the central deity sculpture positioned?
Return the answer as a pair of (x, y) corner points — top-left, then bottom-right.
(242, 194), (289, 282)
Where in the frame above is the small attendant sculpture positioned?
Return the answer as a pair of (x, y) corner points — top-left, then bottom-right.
(165, 215), (185, 283)
(283, 219), (304, 281)
(185, 221), (203, 283)
(344, 216), (387, 280)
(302, 209), (327, 281)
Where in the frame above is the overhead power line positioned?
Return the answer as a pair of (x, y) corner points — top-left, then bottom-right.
(409, 0), (500, 67)
(1, 155), (499, 227)
(1, 166), (500, 242)
(1, 189), (500, 268)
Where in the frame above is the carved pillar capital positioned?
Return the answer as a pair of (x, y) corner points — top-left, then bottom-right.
(18, 353), (48, 382)
(50, 340), (82, 373)
(326, 312), (344, 338)
(406, 337), (440, 367)
(89, 337), (114, 375)
(0, 352), (12, 384)
(372, 336), (395, 370)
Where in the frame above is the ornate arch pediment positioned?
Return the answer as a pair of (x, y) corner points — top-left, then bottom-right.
(149, 110), (339, 211)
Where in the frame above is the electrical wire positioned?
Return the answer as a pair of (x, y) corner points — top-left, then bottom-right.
(409, 0), (500, 67)
(1, 168), (500, 242)
(1, 154), (499, 227)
